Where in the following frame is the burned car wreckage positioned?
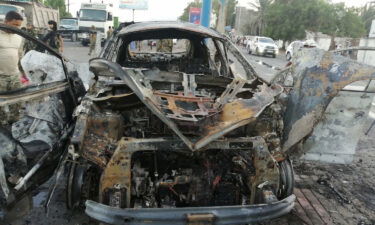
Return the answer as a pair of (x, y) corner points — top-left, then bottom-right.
(0, 24), (84, 220)
(65, 22), (375, 224)
(2, 21), (375, 224)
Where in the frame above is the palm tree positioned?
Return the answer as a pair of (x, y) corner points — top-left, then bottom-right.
(361, 3), (375, 36)
(248, 0), (274, 35)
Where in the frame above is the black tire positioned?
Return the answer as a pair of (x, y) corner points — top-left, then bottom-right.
(272, 54), (276, 58)
(256, 47), (259, 56)
(66, 163), (100, 210)
(81, 41), (89, 47)
(277, 159), (295, 199)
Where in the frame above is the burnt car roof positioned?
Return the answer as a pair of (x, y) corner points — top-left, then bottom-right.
(117, 21), (225, 40)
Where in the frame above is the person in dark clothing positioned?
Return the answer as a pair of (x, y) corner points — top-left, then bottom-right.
(42, 20), (63, 53)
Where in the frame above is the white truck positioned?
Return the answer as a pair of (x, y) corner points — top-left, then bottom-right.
(0, 3), (26, 25)
(0, 0), (59, 32)
(77, 3), (114, 46)
(59, 18), (79, 41)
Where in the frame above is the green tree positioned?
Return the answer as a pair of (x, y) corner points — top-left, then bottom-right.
(264, 0), (365, 42)
(248, 0), (274, 35)
(43, 0), (72, 18)
(225, 0), (237, 27)
(361, 5), (375, 36)
(338, 7), (366, 38)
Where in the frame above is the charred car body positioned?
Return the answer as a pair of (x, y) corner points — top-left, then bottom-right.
(68, 22), (375, 224)
(0, 24), (84, 221)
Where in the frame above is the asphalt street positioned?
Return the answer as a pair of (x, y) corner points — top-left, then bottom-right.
(63, 40), (92, 63)
(238, 45), (288, 82)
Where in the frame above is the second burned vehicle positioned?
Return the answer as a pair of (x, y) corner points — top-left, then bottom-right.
(67, 22), (375, 224)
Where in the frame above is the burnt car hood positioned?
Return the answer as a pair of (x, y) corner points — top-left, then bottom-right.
(90, 59), (283, 151)
(282, 48), (375, 153)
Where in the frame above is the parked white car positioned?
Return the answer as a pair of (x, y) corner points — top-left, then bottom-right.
(286, 40), (317, 61)
(246, 36), (279, 58)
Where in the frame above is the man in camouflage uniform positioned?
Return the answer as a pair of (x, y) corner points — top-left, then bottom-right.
(88, 25), (97, 56)
(0, 11), (24, 125)
(24, 23), (37, 53)
(157, 39), (173, 53)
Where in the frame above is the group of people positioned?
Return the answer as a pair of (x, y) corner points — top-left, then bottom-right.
(0, 11), (64, 89)
(0, 10), (115, 110)
(88, 25), (114, 56)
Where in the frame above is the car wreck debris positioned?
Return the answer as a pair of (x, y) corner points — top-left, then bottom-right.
(65, 22), (297, 224)
(63, 21), (375, 224)
(0, 24), (84, 220)
(2, 20), (375, 224)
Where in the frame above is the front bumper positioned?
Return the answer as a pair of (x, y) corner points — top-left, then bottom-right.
(78, 33), (89, 40)
(260, 49), (278, 55)
(85, 194), (296, 225)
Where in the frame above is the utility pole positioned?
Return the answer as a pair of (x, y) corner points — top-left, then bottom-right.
(216, 0), (227, 33)
(201, 0), (212, 28)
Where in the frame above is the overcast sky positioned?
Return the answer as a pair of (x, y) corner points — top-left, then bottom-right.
(67, 0), (373, 22)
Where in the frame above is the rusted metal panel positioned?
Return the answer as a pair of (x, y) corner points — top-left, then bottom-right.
(153, 91), (217, 122)
(282, 48), (375, 153)
(302, 92), (374, 163)
(195, 84), (283, 150)
(249, 139), (280, 204)
(98, 136), (281, 210)
(99, 139), (132, 207)
(186, 213), (215, 225)
(90, 59), (284, 151)
(72, 112), (123, 168)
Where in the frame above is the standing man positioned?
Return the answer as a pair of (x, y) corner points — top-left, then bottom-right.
(0, 11), (24, 92)
(24, 23), (37, 53)
(106, 26), (113, 40)
(156, 39), (173, 53)
(88, 25), (97, 56)
(0, 11), (24, 124)
(42, 20), (64, 53)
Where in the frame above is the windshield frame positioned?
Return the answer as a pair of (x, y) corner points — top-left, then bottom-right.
(79, 9), (106, 22)
(258, 38), (275, 44)
(61, 19), (77, 26)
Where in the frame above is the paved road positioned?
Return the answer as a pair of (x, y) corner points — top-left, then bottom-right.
(63, 40), (92, 63)
(238, 45), (288, 82)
